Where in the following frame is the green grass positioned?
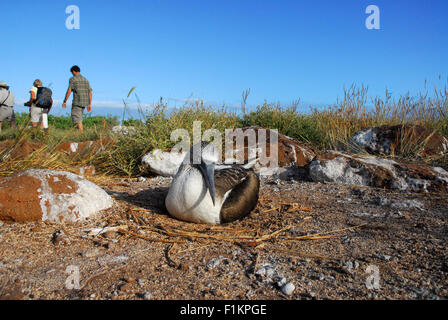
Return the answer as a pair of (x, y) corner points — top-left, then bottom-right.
(101, 102), (242, 176)
(0, 112), (119, 142)
(1, 112), (119, 130)
(241, 102), (325, 149)
(1, 82), (447, 177)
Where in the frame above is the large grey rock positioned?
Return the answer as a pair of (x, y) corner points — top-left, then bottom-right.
(307, 152), (448, 193)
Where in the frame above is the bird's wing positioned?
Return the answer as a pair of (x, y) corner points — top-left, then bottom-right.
(214, 166), (248, 196)
(215, 166), (260, 223)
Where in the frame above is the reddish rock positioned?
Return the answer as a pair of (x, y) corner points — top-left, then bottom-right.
(308, 152), (448, 193)
(0, 287), (24, 300)
(0, 169), (113, 223)
(352, 125), (448, 157)
(225, 126), (315, 167)
(55, 137), (113, 155)
(0, 174), (44, 221)
(141, 127), (315, 177)
(0, 140), (46, 160)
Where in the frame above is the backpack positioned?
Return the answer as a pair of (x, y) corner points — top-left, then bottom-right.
(0, 91), (10, 106)
(35, 87), (52, 108)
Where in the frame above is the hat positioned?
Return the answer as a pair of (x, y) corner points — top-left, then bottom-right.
(0, 81), (9, 89)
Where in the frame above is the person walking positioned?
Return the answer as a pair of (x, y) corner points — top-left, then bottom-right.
(29, 79), (52, 128)
(0, 81), (16, 132)
(62, 65), (92, 132)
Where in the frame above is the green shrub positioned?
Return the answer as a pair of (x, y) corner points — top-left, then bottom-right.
(241, 102), (324, 148)
(1, 81), (447, 177)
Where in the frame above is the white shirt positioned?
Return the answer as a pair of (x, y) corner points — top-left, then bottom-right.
(30, 86), (38, 107)
(0, 88), (14, 107)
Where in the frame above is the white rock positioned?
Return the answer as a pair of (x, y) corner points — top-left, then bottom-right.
(308, 153), (366, 186)
(137, 279), (145, 287)
(351, 125), (448, 156)
(207, 258), (221, 269)
(307, 152), (448, 193)
(281, 282), (295, 295)
(84, 248), (102, 258)
(34, 170), (113, 223)
(255, 263), (276, 278)
(141, 149), (187, 177)
(277, 277), (287, 287)
(390, 199), (424, 211)
(351, 128), (392, 154)
(352, 212), (385, 218)
(0, 169), (114, 223)
(143, 292), (152, 300)
(111, 125), (136, 136)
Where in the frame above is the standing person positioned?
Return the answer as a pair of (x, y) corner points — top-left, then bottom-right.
(28, 79), (52, 128)
(0, 81), (16, 132)
(62, 65), (92, 132)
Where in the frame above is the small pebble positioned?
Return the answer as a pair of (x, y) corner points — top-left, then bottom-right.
(319, 274), (335, 281)
(255, 264), (275, 279)
(277, 277), (287, 287)
(281, 283), (295, 296)
(51, 230), (70, 245)
(119, 283), (132, 292)
(137, 279), (145, 287)
(207, 258), (221, 269)
(375, 254), (391, 261)
(84, 248), (102, 258)
(124, 277), (136, 283)
(143, 292), (152, 300)
(31, 226), (42, 232)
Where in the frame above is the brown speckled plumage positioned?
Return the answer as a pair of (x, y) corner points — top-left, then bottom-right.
(214, 166), (260, 223)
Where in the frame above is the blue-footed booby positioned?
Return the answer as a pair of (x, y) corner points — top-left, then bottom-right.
(165, 141), (260, 224)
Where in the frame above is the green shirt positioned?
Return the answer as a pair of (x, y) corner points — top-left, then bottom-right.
(69, 74), (92, 107)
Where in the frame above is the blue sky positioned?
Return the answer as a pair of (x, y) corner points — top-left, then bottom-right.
(1, 0), (447, 118)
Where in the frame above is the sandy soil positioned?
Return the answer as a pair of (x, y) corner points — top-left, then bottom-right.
(0, 174), (447, 300)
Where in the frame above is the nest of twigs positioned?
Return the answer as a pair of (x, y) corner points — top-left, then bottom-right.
(84, 193), (366, 260)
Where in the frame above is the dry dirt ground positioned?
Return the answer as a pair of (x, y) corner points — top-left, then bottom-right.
(0, 174), (447, 300)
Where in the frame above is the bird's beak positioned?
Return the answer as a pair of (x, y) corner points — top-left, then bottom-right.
(199, 162), (216, 206)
